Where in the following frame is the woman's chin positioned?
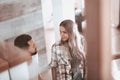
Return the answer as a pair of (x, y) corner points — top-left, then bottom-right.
(61, 39), (68, 43)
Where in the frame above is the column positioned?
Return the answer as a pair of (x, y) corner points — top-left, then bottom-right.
(52, 0), (75, 41)
(85, 0), (111, 79)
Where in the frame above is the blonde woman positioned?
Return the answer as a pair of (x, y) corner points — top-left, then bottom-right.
(49, 20), (87, 80)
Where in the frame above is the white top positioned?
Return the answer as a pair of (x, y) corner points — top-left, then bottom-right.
(28, 53), (39, 79)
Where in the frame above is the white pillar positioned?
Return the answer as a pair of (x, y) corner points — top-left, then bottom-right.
(111, 1), (120, 79)
(52, 0), (75, 41)
(111, 0), (119, 27)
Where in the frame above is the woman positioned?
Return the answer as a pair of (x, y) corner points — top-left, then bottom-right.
(50, 20), (86, 80)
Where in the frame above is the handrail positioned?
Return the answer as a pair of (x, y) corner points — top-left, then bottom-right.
(0, 41), (31, 68)
(0, 58), (9, 73)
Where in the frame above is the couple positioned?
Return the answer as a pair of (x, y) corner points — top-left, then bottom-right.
(14, 19), (87, 80)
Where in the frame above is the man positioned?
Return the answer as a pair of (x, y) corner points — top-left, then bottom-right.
(14, 34), (37, 56)
(14, 34), (42, 80)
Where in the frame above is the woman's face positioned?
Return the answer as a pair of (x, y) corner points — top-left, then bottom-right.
(60, 26), (69, 42)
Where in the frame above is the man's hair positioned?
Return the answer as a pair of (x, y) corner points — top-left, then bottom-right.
(14, 34), (32, 49)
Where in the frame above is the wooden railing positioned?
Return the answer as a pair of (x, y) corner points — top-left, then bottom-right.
(0, 41), (31, 68)
(0, 58), (9, 73)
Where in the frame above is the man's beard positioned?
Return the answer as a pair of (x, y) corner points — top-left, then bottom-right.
(31, 48), (37, 56)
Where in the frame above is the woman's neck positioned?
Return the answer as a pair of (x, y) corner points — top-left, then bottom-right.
(61, 41), (68, 46)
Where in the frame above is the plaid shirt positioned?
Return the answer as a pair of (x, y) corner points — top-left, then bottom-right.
(50, 42), (72, 80)
(50, 37), (87, 80)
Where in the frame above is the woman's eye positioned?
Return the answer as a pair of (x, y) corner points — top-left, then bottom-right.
(60, 31), (67, 34)
(63, 31), (67, 34)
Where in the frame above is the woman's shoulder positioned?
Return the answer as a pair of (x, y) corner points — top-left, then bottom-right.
(51, 41), (61, 53)
(52, 41), (61, 47)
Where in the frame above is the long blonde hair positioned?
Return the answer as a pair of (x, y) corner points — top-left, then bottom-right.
(60, 20), (81, 54)
(60, 19), (86, 78)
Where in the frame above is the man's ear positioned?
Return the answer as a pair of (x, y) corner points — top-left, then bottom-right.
(27, 40), (32, 46)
